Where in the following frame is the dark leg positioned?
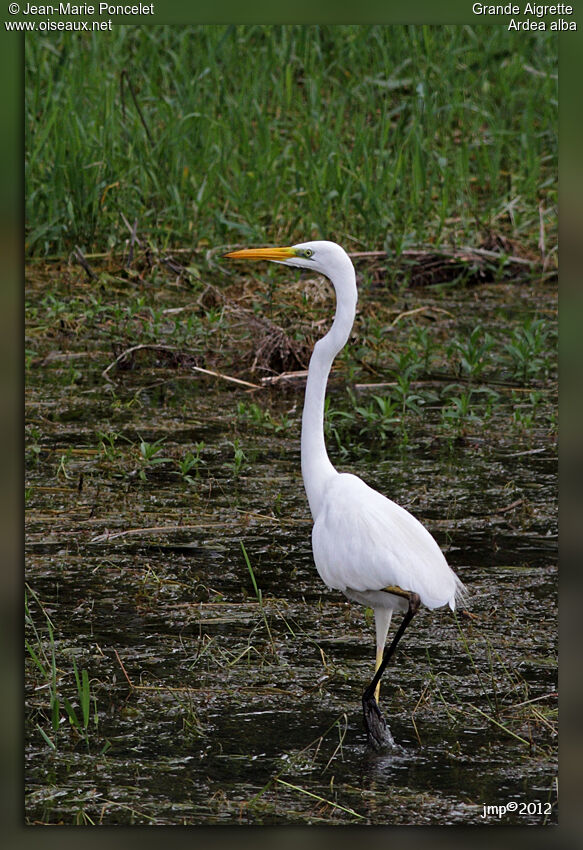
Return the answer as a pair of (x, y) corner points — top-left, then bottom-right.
(362, 591), (420, 750)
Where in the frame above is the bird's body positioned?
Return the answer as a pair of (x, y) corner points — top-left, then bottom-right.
(225, 239), (465, 748)
(311, 470), (460, 610)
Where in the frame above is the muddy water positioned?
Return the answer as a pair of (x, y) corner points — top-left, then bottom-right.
(25, 268), (557, 825)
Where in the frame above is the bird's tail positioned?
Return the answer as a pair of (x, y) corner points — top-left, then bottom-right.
(450, 575), (469, 611)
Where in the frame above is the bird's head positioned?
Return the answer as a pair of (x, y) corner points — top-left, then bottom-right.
(225, 240), (354, 283)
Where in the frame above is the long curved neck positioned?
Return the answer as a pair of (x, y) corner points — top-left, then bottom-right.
(301, 269), (357, 518)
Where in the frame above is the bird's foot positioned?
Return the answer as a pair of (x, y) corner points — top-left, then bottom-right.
(362, 692), (395, 751)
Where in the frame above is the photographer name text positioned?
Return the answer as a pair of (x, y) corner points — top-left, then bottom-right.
(19, 3), (154, 14)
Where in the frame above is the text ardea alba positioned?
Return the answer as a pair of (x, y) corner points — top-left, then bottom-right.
(225, 240), (465, 749)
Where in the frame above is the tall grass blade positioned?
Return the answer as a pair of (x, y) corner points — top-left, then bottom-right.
(275, 778), (364, 820)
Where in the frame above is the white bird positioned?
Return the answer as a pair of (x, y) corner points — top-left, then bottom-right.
(225, 240), (466, 749)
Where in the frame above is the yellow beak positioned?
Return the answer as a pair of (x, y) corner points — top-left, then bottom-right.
(224, 246), (296, 262)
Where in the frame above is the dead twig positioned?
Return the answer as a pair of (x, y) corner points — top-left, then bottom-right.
(101, 343), (261, 389)
(457, 245), (534, 268)
(190, 364), (261, 389)
(72, 245), (98, 281)
(391, 305), (454, 325)
(121, 213), (140, 268)
(114, 648), (135, 689)
(161, 256), (187, 276)
(261, 370), (309, 385)
(120, 68), (153, 145)
(351, 245), (535, 268)
(497, 498), (525, 515)
(91, 523), (225, 543)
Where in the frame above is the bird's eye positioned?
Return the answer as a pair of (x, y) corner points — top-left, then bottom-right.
(303, 249), (313, 258)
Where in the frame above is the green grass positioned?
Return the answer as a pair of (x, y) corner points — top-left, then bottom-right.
(25, 586), (109, 754)
(25, 25), (557, 259)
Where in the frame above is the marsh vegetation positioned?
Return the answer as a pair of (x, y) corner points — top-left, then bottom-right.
(25, 26), (557, 825)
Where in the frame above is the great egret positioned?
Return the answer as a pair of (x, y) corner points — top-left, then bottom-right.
(225, 240), (465, 749)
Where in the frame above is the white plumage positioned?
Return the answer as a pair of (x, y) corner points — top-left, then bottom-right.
(312, 472), (463, 610)
(225, 239), (466, 747)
